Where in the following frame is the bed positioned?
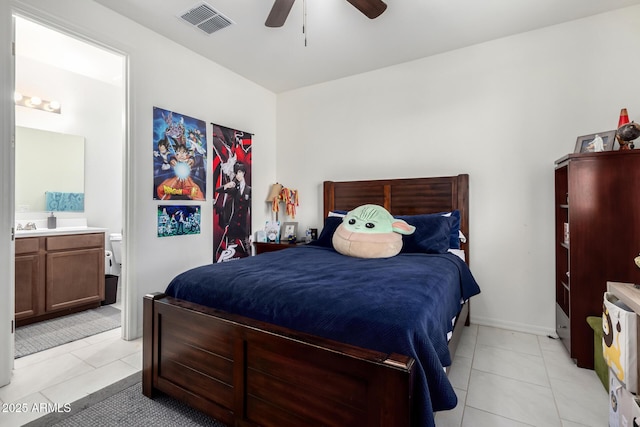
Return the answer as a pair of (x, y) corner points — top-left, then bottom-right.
(143, 174), (480, 427)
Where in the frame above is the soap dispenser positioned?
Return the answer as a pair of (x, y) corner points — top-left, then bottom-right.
(47, 212), (57, 229)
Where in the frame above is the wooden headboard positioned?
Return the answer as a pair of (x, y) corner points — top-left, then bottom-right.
(323, 175), (470, 263)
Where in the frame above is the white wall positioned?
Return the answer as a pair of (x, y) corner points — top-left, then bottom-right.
(276, 6), (640, 335)
(6, 0), (278, 338)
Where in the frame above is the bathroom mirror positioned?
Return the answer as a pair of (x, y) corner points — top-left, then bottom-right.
(15, 126), (85, 212)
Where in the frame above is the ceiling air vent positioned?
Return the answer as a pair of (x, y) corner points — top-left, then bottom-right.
(178, 2), (233, 35)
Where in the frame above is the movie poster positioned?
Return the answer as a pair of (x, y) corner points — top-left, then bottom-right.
(211, 123), (252, 262)
(152, 107), (207, 201)
(157, 205), (201, 237)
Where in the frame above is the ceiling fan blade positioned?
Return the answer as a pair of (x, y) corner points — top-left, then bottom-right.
(265, 0), (296, 27)
(346, 0), (387, 19)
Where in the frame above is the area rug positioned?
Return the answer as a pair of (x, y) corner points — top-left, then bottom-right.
(15, 305), (121, 358)
(49, 382), (225, 427)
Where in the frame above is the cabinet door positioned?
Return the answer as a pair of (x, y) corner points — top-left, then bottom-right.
(46, 247), (105, 312)
(15, 254), (44, 320)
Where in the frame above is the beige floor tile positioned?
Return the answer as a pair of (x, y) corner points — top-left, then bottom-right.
(477, 326), (542, 356)
(549, 375), (608, 427)
(466, 370), (561, 426)
(120, 351), (142, 370)
(435, 388), (466, 427)
(14, 338), (91, 369)
(70, 337), (141, 368)
(0, 392), (56, 427)
(449, 355), (472, 391)
(0, 353), (93, 403)
(473, 344), (549, 387)
(82, 327), (122, 345)
(462, 406), (534, 427)
(41, 360), (138, 404)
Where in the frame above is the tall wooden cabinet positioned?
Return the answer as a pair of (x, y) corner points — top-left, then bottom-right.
(555, 150), (640, 368)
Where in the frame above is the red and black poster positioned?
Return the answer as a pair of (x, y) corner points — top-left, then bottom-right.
(211, 123), (253, 262)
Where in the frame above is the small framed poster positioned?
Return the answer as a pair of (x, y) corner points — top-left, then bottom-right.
(265, 220), (280, 243)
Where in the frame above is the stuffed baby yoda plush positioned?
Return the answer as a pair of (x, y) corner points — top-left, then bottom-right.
(332, 204), (415, 258)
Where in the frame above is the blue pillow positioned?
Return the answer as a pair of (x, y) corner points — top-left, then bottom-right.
(445, 210), (461, 249)
(308, 216), (343, 248)
(396, 214), (452, 254)
(400, 211), (461, 249)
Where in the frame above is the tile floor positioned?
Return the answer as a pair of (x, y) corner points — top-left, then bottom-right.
(0, 323), (607, 427)
(0, 327), (141, 427)
(436, 324), (608, 427)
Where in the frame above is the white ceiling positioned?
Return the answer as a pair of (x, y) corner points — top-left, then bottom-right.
(32, 0), (640, 93)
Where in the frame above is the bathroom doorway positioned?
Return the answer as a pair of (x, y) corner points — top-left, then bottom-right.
(13, 15), (127, 358)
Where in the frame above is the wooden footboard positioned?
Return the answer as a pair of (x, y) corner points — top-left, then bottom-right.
(143, 292), (417, 427)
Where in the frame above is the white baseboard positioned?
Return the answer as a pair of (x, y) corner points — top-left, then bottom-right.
(471, 314), (558, 338)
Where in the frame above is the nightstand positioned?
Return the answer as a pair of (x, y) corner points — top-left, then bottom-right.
(253, 241), (306, 255)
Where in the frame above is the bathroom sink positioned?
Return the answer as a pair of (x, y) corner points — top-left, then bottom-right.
(15, 226), (106, 237)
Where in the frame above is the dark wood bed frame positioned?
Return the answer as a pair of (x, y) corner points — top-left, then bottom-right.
(143, 174), (470, 427)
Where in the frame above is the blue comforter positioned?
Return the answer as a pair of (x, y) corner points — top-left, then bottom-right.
(165, 245), (480, 427)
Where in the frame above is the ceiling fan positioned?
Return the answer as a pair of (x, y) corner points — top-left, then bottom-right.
(265, 0), (387, 27)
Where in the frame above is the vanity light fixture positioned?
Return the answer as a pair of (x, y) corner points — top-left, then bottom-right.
(14, 92), (62, 114)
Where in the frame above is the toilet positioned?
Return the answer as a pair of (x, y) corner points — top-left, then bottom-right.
(110, 233), (123, 274)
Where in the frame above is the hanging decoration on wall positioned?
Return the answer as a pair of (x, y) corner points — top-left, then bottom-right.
(152, 107), (207, 200)
(211, 123), (253, 262)
(281, 186), (299, 218)
(157, 205), (201, 237)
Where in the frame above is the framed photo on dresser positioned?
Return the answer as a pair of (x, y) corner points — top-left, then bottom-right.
(574, 130), (616, 153)
(281, 222), (298, 241)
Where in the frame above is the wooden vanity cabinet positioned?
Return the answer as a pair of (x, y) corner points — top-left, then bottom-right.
(15, 232), (105, 326)
(46, 233), (105, 313)
(15, 237), (45, 321)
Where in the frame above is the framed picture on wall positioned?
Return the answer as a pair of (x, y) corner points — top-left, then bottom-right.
(574, 130), (616, 153)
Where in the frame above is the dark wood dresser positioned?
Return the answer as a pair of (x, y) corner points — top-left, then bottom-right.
(555, 150), (640, 368)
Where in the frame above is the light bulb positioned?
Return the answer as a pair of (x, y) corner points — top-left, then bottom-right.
(30, 96), (42, 106)
(14, 92), (23, 102)
(48, 100), (61, 110)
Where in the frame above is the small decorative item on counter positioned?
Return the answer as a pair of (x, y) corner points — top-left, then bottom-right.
(47, 212), (57, 229)
(634, 254), (640, 269)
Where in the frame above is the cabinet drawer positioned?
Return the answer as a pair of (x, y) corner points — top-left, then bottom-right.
(16, 237), (41, 255)
(46, 233), (104, 251)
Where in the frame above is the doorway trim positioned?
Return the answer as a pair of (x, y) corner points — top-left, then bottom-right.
(9, 5), (134, 344)
(0, 8), (16, 387)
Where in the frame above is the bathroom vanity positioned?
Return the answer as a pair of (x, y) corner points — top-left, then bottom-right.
(15, 228), (106, 326)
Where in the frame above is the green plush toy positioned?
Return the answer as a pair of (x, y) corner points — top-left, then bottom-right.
(332, 204), (416, 258)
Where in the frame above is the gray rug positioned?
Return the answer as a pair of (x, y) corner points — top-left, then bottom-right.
(50, 382), (225, 427)
(15, 305), (121, 358)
